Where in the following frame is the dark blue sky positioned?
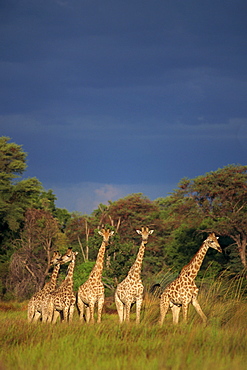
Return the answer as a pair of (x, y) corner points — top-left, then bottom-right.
(1, 0), (247, 214)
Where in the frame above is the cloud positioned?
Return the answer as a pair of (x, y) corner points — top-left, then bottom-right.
(95, 184), (121, 203)
(1, 1), (246, 208)
(49, 181), (174, 214)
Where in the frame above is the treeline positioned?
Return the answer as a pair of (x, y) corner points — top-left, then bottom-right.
(0, 136), (246, 300)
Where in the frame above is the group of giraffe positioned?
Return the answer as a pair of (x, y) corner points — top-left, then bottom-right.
(27, 226), (222, 325)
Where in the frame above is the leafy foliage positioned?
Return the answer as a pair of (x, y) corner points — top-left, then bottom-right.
(0, 137), (74, 299)
(7, 208), (61, 299)
(73, 261), (95, 292)
(170, 165), (247, 269)
(0, 137), (43, 249)
(1, 136), (247, 300)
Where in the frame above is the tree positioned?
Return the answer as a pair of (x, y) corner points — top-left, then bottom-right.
(168, 165), (247, 270)
(0, 137), (72, 299)
(7, 208), (61, 299)
(107, 193), (163, 241)
(35, 188), (72, 235)
(0, 137), (42, 250)
(66, 214), (96, 262)
(64, 194), (168, 288)
(0, 137), (44, 298)
(99, 194), (167, 281)
(0, 136), (27, 181)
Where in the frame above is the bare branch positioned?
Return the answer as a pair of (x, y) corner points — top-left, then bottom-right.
(78, 235), (86, 262)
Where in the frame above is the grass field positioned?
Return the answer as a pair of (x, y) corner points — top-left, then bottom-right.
(0, 288), (247, 370)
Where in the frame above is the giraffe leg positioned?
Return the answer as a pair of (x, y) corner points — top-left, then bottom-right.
(115, 292), (124, 323)
(171, 304), (181, 324)
(69, 304), (75, 322)
(89, 303), (95, 323)
(41, 301), (49, 323)
(32, 311), (42, 323)
(52, 310), (60, 324)
(46, 311), (54, 323)
(77, 296), (85, 321)
(123, 305), (127, 322)
(182, 302), (189, 323)
(125, 302), (131, 322)
(47, 310), (54, 323)
(159, 294), (169, 326)
(85, 306), (90, 323)
(97, 297), (104, 323)
(45, 299), (55, 323)
(27, 302), (35, 323)
(135, 297), (143, 324)
(63, 307), (69, 322)
(192, 296), (207, 323)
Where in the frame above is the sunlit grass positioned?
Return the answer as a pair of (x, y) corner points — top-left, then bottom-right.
(0, 273), (247, 370)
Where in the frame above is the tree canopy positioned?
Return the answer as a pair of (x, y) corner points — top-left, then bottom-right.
(0, 137), (42, 253)
(0, 137), (69, 299)
(171, 165), (247, 269)
(1, 137), (246, 300)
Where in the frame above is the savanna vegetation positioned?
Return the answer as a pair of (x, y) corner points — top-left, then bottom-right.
(1, 278), (247, 370)
(1, 136), (247, 369)
(1, 136), (246, 300)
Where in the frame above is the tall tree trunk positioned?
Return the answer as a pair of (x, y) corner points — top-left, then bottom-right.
(85, 220), (89, 261)
(238, 240), (246, 269)
(235, 234), (246, 269)
(78, 236), (86, 262)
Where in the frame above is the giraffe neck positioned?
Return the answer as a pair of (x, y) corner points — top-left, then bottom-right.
(61, 260), (75, 289)
(48, 263), (61, 291)
(128, 241), (146, 279)
(180, 241), (209, 280)
(89, 241), (106, 280)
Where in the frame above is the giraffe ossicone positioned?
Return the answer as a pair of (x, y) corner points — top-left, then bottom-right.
(42, 250), (78, 323)
(115, 226), (154, 324)
(77, 228), (114, 323)
(159, 232), (222, 325)
(27, 249), (73, 323)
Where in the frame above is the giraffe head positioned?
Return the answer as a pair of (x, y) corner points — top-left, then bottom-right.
(205, 233), (222, 253)
(59, 248), (78, 264)
(72, 250), (79, 259)
(136, 227), (154, 244)
(50, 251), (62, 266)
(98, 228), (114, 246)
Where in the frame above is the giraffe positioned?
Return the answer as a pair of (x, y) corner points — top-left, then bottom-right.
(42, 250), (78, 323)
(115, 226), (154, 324)
(27, 249), (73, 323)
(159, 233), (222, 325)
(77, 228), (114, 323)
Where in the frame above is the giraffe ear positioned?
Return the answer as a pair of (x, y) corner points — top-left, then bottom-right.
(98, 230), (103, 236)
(149, 230), (154, 234)
(110, 231), (114, 236)
(136, 230), (141, 235)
